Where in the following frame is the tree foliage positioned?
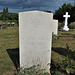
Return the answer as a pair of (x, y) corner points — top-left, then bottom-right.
(6, 7), (8, 13)
(54, 3), (75, 23)
(0, 7), (18, 20)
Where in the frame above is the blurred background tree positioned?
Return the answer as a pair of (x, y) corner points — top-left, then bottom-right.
(0, 7), (18, 20)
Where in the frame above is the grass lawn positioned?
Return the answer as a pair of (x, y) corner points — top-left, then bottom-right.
(0, 27), (19, 75)
(0, 27), (75, 75)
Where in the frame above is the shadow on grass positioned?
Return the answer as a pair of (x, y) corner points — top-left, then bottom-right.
(6, 48), (19, 69)
(52, 47), (75, 60)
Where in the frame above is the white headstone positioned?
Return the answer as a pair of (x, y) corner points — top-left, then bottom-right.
(61, 12), (70, 31)
(11, 22), (15, 25)
(19, 11), (58, 73)
(7, 22), (10, 25)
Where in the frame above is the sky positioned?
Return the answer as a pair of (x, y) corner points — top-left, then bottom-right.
(0, 0), (75, 13)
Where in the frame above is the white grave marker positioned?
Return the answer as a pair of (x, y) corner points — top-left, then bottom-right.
(19, 11), (58, 73)
(62, 12), (70, 31)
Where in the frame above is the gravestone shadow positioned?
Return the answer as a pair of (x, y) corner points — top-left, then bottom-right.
(52, 47), (75, 60)
(6, 48), (19, 69)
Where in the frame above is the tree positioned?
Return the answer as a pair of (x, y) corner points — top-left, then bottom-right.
(0, 7), (18, 20)
(6, 7), (8, 13)
(3, 8), (6, 20)
(70, 5), (75, 22)
(3, 8), (6, 14)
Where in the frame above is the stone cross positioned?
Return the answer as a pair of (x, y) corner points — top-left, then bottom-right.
(62, 12), (70, 31)
(63, 12), (70, 26)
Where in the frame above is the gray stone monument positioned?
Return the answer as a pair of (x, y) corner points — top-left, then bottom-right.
(19, 11), (58, 73)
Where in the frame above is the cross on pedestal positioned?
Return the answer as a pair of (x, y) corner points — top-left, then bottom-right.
(62, 12), (70, 31)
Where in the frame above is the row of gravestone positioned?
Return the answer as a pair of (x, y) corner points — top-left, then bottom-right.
(0, 21), (15, 29)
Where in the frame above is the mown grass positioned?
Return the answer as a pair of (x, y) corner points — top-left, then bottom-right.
(58, 29), (75, 36)
(0, 27), (75, 75)
(0, 26), (19, 75)
(52, 30), (75, 62)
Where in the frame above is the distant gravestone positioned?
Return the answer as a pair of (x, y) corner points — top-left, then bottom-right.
(11, 22), (15, 26)
(7, 22), (11, 26)
(61, 12), (70, 31)
(19, 11), (58, 73)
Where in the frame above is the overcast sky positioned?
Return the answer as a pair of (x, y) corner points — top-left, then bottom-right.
(0, 0), (75, 13)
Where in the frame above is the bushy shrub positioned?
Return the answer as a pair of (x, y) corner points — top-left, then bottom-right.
(69, 22), (75, 29)
(68, 24), (75, 29)
(51, 44), (75, 75)
(61, 44), (75, 74)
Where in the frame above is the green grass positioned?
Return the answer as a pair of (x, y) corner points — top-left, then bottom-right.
(0, 27), (19, 75)
(58, 29), (75, 36)
(0, 27), (75, 75)
(52, 30), (75, 62)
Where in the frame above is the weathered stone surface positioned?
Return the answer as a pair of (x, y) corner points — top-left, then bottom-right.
(19, 11), (58, 73)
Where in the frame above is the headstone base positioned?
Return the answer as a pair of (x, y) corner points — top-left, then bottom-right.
(61, 26), (69, 31)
